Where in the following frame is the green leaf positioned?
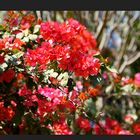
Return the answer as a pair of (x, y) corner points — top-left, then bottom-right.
(12, 49), (20, 54)
(93, 53), (104, 62)
(93, 52), (100, 57)
(67, 11), (74, 18)
(0, 25), (4, 30)
(89, 74), (103, 86)
(12, 51), (24, 59)
(106, 66), (118, 74)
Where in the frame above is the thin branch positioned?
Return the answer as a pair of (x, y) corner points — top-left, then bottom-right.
(96, 11), (109, 46)
(115, 32), (129, 70)
(42, 11), (51, 21)
(119, 51), (140, 73)
(98, 32), (107, 50)
(36, 11), (42, 20)
(128, 37), (135, 51)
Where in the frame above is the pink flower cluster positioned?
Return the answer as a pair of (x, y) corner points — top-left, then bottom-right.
(134, 72), (140, 87)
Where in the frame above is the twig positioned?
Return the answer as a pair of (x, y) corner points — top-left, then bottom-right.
(119, 51), (140, 73)
(94, 112), (106, 133)
(96, 11), (109, 46)
(128, 37), (135, 51)
(42, 11), (51, 21)
(98, 32), (107, 50)
(36, 11), (42, 20)
(115, 32), (129, 70)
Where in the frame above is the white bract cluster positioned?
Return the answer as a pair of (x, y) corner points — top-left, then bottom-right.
(57, 72), (69, 86)
(43, 69), (69, 87)
(15, 25), (40, 42)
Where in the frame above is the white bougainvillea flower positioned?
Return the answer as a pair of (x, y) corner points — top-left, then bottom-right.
(33, 25), (40, 33)
(28, 34), (38, 41)
(16, 32), (24, 39)
(22, 29), (29, 37)
(46, 69), (58, 78)
(22, 36), (29, 42)
(57, 72), (69, 86)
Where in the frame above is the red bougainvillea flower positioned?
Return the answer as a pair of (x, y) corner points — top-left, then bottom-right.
(0, 102), (15, 121)
(93, 124), (103, 134)
(132, 122), (140, 134)
(93, 123), (112, 135)
(118, 130), (133, 135)
(76, 116), (91, 132)
(36, 86), (68, 120)
(0, 54), (4, 64)
(16, 73), (24, 81)
(18, 84), (38, 107)
(40, 21), (62, 42)
(23, 94), (38, 107)
(134, 72), (140, 87)
(66, 51), (100, 77)
(40, 18), (97, 53)
(24, 45), (51, 67)
(93, 118), (124, 135)
(18, 84), (32, 96)
(26, 18), (100, 77)
(0, 37), (25, 51)
(4, 11), (20, 29)
(105, 117), (122, 134)
(121, 77), (133, 86)
(11, 38), (26, 50)
(36, 98), (61, 121)
(20, 13), (36, 30)
(0, 102), (7, 121)
(124, 114), (135, 124)
(4, 106), (15, 121)
(60, 100), (76, 112)
(48, 122), (73, 135)
(24, 46), (100, 77)
(0, 38), (7, 50)
(0, 69), (15, 83)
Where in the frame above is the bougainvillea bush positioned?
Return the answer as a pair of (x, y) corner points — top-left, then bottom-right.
(0, 11), (140, 135)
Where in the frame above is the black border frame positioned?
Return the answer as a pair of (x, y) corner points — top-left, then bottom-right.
(0, 0), (140, 10)
(0, 0), (140, 139)
(0, 135), (140, 139)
